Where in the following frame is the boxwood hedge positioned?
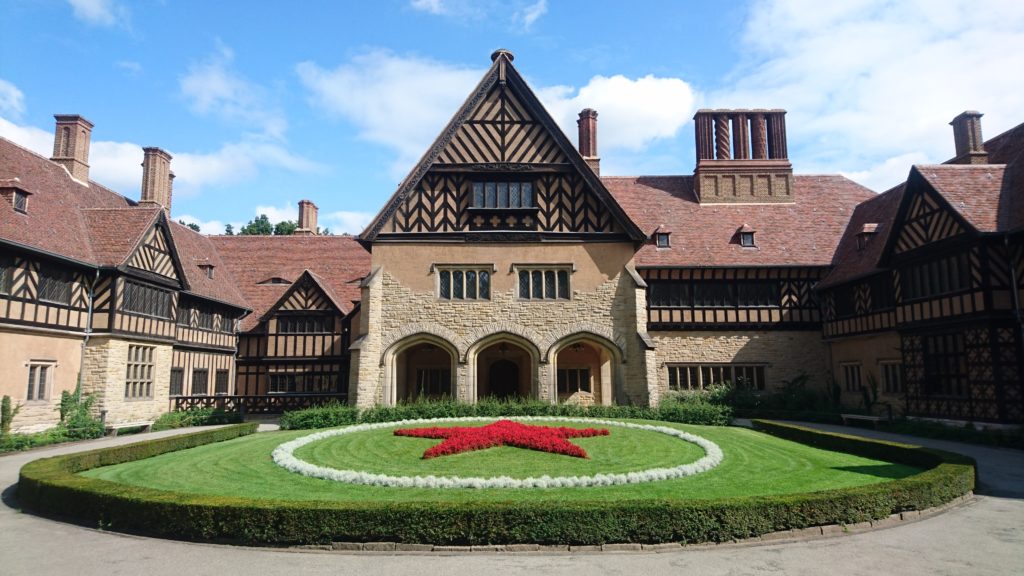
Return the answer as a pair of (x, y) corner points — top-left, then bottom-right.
(16, 419), (974, 546)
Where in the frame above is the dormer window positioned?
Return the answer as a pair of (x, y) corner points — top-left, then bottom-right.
(857, 223), (879, 251)
(199, 264), (215, 279)
(737, 224), (756, 247)
(655, 232), (671, 248)
(258, 277), (292, 285)
(14, 190), (28, 213)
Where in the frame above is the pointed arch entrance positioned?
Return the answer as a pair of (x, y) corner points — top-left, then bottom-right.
(549, 335), (622, 406)
(382, 334), (458, 405)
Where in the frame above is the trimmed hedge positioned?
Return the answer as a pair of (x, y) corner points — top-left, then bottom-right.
(16, 419), (974, 546)
(279, 398), (733, 430)
(152, 408), (244, 431)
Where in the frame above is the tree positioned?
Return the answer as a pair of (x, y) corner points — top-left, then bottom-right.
(177, 219), (200, 232)
(240, 214), (274, 235)
(224, 223), (234, 235)
(273, 220), (298, 236)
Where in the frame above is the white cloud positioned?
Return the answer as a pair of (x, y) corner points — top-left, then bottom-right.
(176, 214), (241, 235)
(0, 80), (26, 119)
(67, 0), (128, 28)
(116, 60), (142, 75)
(323, 210), (374, 235)
(712, 0), (1024, 191)
(0, 117), (318, 198)
(514, 0), (547, 31)
(180, 42), (287, 139)
(409, 0), (446, 14)
(252, 202), (298, 224)
(297, 51), (483, 175)
(538, 74), (697, 152)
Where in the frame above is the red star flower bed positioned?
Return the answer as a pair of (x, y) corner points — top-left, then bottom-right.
(394, 419), (610, 459)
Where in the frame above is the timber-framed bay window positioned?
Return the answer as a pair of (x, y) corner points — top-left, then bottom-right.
(121, 280), (172, 319)
(516, 264), (572, 300)
(667, 363), (766, 391)
(435, 264), (493, 300)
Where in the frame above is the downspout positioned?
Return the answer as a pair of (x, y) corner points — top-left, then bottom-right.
(1008, 235), (1024, 348)
(76, 269), (99, 419)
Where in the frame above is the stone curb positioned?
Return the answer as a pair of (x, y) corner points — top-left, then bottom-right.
(299, 492), (974, 554)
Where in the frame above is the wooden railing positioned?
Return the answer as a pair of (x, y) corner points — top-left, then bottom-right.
(171, 393), (348, 414)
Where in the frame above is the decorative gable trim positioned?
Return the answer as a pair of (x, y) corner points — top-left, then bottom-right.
(122, 213), (188, 289)
(883, 167), (976, 262)
(260, 270), (344, 323)
(359, 52), (644, 244)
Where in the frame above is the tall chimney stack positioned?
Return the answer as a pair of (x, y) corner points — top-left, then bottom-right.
(950, 111), (988, 164)
(51, 114), (93, 182)
(140, 147), (173, 213)
(296, 199), (318, 236)
(577, 108), (600, 175)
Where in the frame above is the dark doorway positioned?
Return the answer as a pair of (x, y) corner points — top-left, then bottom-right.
(488, 359), (519, 399)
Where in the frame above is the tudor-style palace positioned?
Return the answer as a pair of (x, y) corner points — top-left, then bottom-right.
(1, 50), (1022, 432)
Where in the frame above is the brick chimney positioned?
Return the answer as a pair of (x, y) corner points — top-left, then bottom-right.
(140, 147), (173, 213)
(51, 114), (93, 182)
(296, 199), (318, 236)
(949, 111), (988, 164)
(577, 108), (600, 175)
(692, 109), (793, 204)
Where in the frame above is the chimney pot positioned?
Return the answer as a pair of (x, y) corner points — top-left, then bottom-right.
(51, 114), (93, 182)
(577, 108), (600, 175)
(296, 199), (318, 235)
(950, 111), (987, 164)
(140, 147), (173, 214)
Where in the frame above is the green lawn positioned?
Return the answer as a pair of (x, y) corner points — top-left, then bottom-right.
(82, 419), (921, 503)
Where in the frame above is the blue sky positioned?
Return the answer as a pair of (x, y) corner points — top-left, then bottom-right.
(1, 0), (1022, 234)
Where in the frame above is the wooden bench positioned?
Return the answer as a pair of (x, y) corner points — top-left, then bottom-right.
(840, 414), (885, 428)
(104, 421), (154, 437)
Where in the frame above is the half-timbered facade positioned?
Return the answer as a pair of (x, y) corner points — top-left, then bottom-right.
(819, 113), (1024, 423)
(2, 51), (1022, 431)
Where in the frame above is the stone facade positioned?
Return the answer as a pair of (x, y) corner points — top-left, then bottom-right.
(350, 243), (657, 408)
(651, 330), (830, 396)
(81, 336), (173, 425)
(828, 331), (904, 407)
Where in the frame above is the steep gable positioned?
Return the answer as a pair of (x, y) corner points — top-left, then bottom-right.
(361, 50), (643, 243)
(889, 168), (972, 256)
(126, 222), (180, 281)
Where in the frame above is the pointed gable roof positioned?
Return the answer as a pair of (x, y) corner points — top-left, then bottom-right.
(360, 50), (644, 243)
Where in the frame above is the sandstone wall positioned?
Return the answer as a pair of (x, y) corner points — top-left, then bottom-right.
(82, 336), (172, 425)
(0, 327), (83, 433)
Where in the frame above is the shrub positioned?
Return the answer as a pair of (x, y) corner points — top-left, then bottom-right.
(152, 408), (243, 431)
(17, 420), (973, 545)
(57, 386), (104, 440)
(279, 397), (732, 430)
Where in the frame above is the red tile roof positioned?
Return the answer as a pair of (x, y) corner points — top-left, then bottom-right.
(917, 165), (1006, 233)
(603, 175), (875, 267)
(168, 222), (249, 309)
(207, 235), (370, 331)
(81, 207), (161, 266)
(0, 136), (132, 264)
(818, 184), (905, 289)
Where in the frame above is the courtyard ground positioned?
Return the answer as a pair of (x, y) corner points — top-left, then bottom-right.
(1, 422), (1021, 576)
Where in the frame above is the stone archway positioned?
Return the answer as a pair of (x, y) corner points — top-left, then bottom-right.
(549, 335), (622, 406)
(465, 332), (541, 403)
(382, 334), (458, 405)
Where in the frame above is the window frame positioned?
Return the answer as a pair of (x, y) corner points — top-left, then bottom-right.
(655, 233), (671, 248)
(470, 180), (536, 209)
(434, 264), (495, 301)
(0, 255), (13, 295)
(667, 363), (766, 391)
(740, 232), (756, 247)
(841, 362), (862, 393)
(276, 314), (334, 334)
(124, 345), (155, 400)
(13, 190), (28, 213)
(556, 367), (592, 396)
(879, 360), (903, 394)
(214, 369), (230, 395)
(37, 264), (72, 305)
(26, 360), (56, 402)
(191, 368), (209, 395)
(169, 368), (185, 397)
(121, 280), (173, 320)
(514, 264), (573, 301)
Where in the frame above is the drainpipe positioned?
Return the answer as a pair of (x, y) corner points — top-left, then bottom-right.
(1008, 235), (1024, 349)
(76, 269), (99, 402)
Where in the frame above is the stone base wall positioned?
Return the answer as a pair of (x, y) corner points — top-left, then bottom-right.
(352, 265), (654, 407)
(651, 330), (830, 396)
(0, 327), (84, 433)
(82, 336), (172, 425)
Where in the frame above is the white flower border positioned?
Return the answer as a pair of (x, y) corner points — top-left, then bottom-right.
(272, 417), (723, 489)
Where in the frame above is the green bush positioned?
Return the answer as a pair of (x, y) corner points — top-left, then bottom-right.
(17, 420), (973, 545)
(278, 397), (733, 430)
(152, 408), (243, 431)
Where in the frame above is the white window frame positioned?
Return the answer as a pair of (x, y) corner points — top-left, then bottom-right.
(26, 360), (57, 402)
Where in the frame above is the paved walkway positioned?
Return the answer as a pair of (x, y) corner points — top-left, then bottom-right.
(1, 424), (1021, 576)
